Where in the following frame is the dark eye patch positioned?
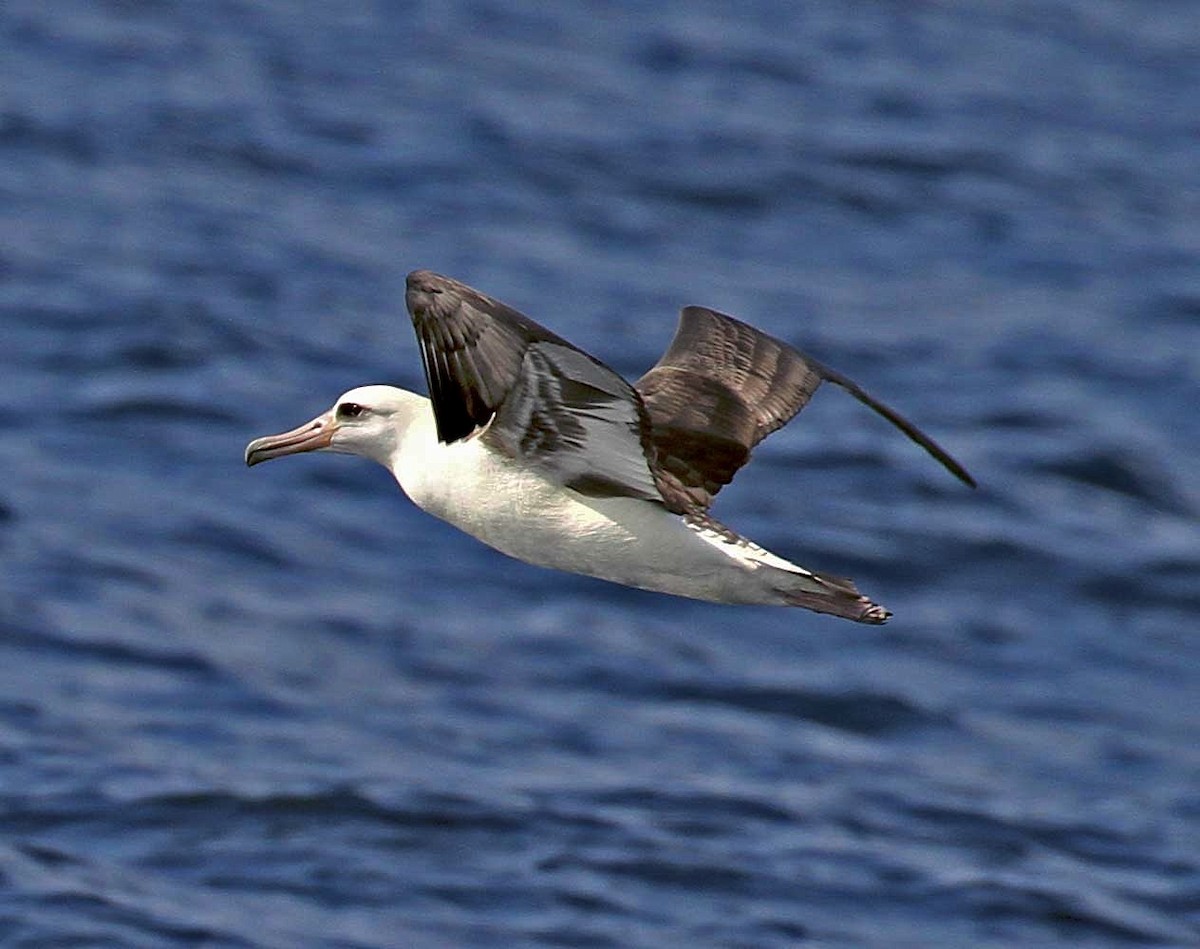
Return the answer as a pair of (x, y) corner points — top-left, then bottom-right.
(337, 402), (366, 419)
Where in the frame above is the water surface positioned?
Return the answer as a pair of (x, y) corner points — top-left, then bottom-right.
(0, 2), (1197, 946)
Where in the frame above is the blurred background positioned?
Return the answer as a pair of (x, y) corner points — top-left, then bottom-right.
(1, 2), (1197, 946)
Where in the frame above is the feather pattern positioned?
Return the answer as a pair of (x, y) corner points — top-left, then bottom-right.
(407, 271), (662, 503)
(484, 343), (662, 502)
(637, 305), (975, 512)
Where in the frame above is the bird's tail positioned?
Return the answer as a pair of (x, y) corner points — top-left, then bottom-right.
(773, 570), (891, 624)
(684, 513), (891, 624)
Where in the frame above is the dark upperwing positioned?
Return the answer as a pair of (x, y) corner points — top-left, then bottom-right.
(405, 270), (663, 503)
(636, 306), (975, 513)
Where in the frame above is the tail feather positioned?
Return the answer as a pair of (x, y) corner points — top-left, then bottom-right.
(777, 573), (891, 624)
(684, 512), (891, 623)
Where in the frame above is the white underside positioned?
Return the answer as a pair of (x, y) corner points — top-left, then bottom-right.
(388, 403), (822, 606)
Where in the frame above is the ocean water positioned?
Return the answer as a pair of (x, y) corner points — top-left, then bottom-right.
(1, 2), (1197, 946)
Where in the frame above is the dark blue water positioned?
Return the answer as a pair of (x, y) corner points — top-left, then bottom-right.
(2, 2), (1197, 946)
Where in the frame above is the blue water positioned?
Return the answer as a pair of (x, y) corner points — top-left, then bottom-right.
(1, 2), (1197, 946)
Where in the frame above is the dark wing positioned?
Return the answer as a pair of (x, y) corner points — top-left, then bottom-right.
(636, 306), (975, 512)
(406, 270), (571, 444)
(486, 342), (663, 502)
(804, 357), (976, 488)
(406, 271), (662, 503)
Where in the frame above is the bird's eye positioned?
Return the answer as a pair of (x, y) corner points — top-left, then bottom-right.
(338, 402), (366, 419)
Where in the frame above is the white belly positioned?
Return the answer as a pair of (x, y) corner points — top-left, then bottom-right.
(390, 422), (788, 605)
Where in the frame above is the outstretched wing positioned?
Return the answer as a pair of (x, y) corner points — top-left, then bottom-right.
(406, 270), (570, 444)
(405, 271), (662, 503)
(636, 306), (974, 512)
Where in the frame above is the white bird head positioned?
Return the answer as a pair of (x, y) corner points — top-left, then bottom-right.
(245, 385), (426, 469)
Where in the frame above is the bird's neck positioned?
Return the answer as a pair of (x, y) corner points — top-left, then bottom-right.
(382, 393), (442, 479)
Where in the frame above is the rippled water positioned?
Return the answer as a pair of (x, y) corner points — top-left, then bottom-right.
(1, 2), (1197, 946)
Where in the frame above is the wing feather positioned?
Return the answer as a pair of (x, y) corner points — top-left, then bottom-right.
(637, 306), (974, 512)
(486, 343), (662, 503)
(408, 275), (974, 517)
(406, 270), (570, 444)
(636, 307), (822, 511)
(406, 271), (663, 504)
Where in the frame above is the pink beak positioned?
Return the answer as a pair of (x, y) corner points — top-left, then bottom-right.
(245, 413), (334, 466)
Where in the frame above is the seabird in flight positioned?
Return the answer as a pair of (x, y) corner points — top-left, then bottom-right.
(245, 271), (974, 623)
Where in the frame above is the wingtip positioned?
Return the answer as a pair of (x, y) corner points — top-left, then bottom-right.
(947, 459), (978, 490)
(811, 360), (977, 490)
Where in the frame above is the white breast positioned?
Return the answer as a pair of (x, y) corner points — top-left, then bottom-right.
(387, 405), (784, 604)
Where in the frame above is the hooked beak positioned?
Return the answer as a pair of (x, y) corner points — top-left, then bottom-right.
(245, 413), (335, 466)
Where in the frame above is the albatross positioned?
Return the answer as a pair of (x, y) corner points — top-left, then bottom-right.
(246, 271), (974, 623)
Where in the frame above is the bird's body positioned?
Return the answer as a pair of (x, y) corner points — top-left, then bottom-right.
(327, 385), (861, 610)
(247, 271), (975, 623)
